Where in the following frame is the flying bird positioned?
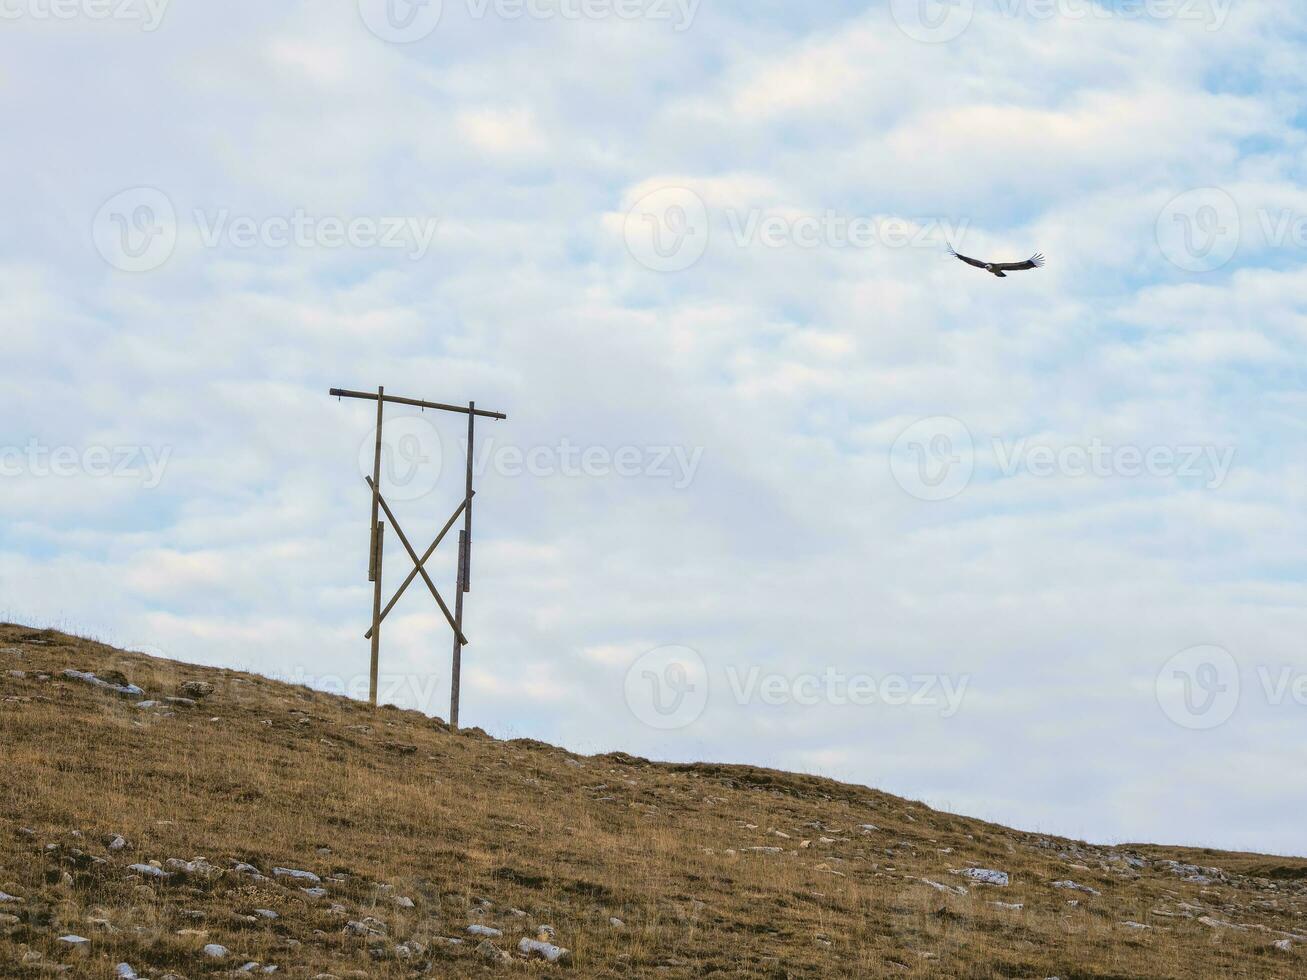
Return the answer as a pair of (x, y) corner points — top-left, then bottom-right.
(948, 244), (1045, 278)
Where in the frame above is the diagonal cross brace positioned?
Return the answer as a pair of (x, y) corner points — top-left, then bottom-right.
(365, 476), (469, 646)
(364, 491), (474, 640)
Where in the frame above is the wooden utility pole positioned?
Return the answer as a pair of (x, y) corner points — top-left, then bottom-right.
(330, 387), (506, 727)
(449, 402), (475, 729)
(367, 385), (385, 706)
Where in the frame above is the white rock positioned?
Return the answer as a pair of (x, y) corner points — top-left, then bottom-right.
(61, 669), (145, 698)
(958, 868), (1009, 887)
(127, 864), (171, 879)
(518, 937), (571, 963)
(0, 892), (21, 903)
(466, 924), (502, 937)
(393, 895), (414, 908)
(477, 939), (511, 961)
(1274, 938), (1293, 951)
(253, 909), (279, 919)
(301, 887), (327, 898)
(108, 836), (127, 851)
(203, 943), (229, 958)
(920, 878), (967, 896)
(609, 917), (625, 928)
(1050, 880), (1100, 896)
(1121, 921), (1151, 930)
(991, 901), (1024, 910)
(272, 867), (320, 883)
(115, 965), (138, 979)
(57, 935), (90, 954)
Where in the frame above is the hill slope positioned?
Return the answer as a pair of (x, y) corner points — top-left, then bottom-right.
(1, 624), (1305, 978)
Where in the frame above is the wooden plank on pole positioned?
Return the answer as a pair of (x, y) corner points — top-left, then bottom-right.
(368, 386), (385, 706)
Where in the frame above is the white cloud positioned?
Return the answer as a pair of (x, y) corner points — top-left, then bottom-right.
(3, 0), (1306, 855)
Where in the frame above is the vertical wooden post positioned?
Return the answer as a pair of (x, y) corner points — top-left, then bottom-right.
(368, 385), (385, 707)
(449, 400), (475, 729)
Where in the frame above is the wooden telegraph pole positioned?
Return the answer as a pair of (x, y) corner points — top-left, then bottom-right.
(330, 387), (506, 727)
(367, 386), (385, 706)
(449, 402), (475, 729)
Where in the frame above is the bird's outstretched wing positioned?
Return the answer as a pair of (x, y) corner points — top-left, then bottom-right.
(992, 253), (1045, 272)
(947, 245), (988, 269)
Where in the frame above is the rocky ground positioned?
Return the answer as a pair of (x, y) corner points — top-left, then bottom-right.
(1, 623), (1305, 978)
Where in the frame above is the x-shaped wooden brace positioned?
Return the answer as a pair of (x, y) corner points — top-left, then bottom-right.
(363, 475), (472, 646)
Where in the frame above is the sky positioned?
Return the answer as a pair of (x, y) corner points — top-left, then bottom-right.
(3, 0), (1307, 855)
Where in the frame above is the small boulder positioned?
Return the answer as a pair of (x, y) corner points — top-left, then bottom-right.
(519, 937), (571, 963)
(180, 680), (215, 700)
(57, 935), (91, 956)
(477, 940), (511, 962)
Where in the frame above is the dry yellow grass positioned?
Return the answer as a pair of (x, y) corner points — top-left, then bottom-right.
(1, 624), (1305, 978)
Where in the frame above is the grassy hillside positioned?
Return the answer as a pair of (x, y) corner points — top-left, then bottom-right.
(1, 624), (1304, 978)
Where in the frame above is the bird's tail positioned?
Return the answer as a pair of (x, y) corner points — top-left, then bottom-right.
(1029, 252), (1046, 268)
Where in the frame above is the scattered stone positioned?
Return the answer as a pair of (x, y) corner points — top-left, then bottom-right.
(467, 924), (502, 938)
(0, 891), (21, 903)
(477, 939), (511, 962)
(1122, 921), (1151, 930)
(203, 943), (229, 958)
(57, 935), (91, 955)
(272, 867), (320, 883)
(991, 901), (1024, 910)
(61, 669), (144, 698)
(301, 887), (328, 899)
(393, 895), (414, 909)
(1274, 939), (1293, 951)
(254, 909), (279, 920)
(127, 864), (172, 879)
(345, 919), (387, 937)
(180, 680), (215, 699)
(957, 868), (1009, 887)
(108, 835), (127, 851)
(519, 937), (571, 963)
(918, 878), (967, 896)
(1050, 880), (1100, 896)
(115, 965), (138, 979)
(609, 917), (625, 928)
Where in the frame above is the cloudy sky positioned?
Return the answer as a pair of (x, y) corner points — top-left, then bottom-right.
(3, 0), (1306, 855)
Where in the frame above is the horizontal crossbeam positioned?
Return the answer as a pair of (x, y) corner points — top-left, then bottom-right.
(331, 387), (507, 421)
